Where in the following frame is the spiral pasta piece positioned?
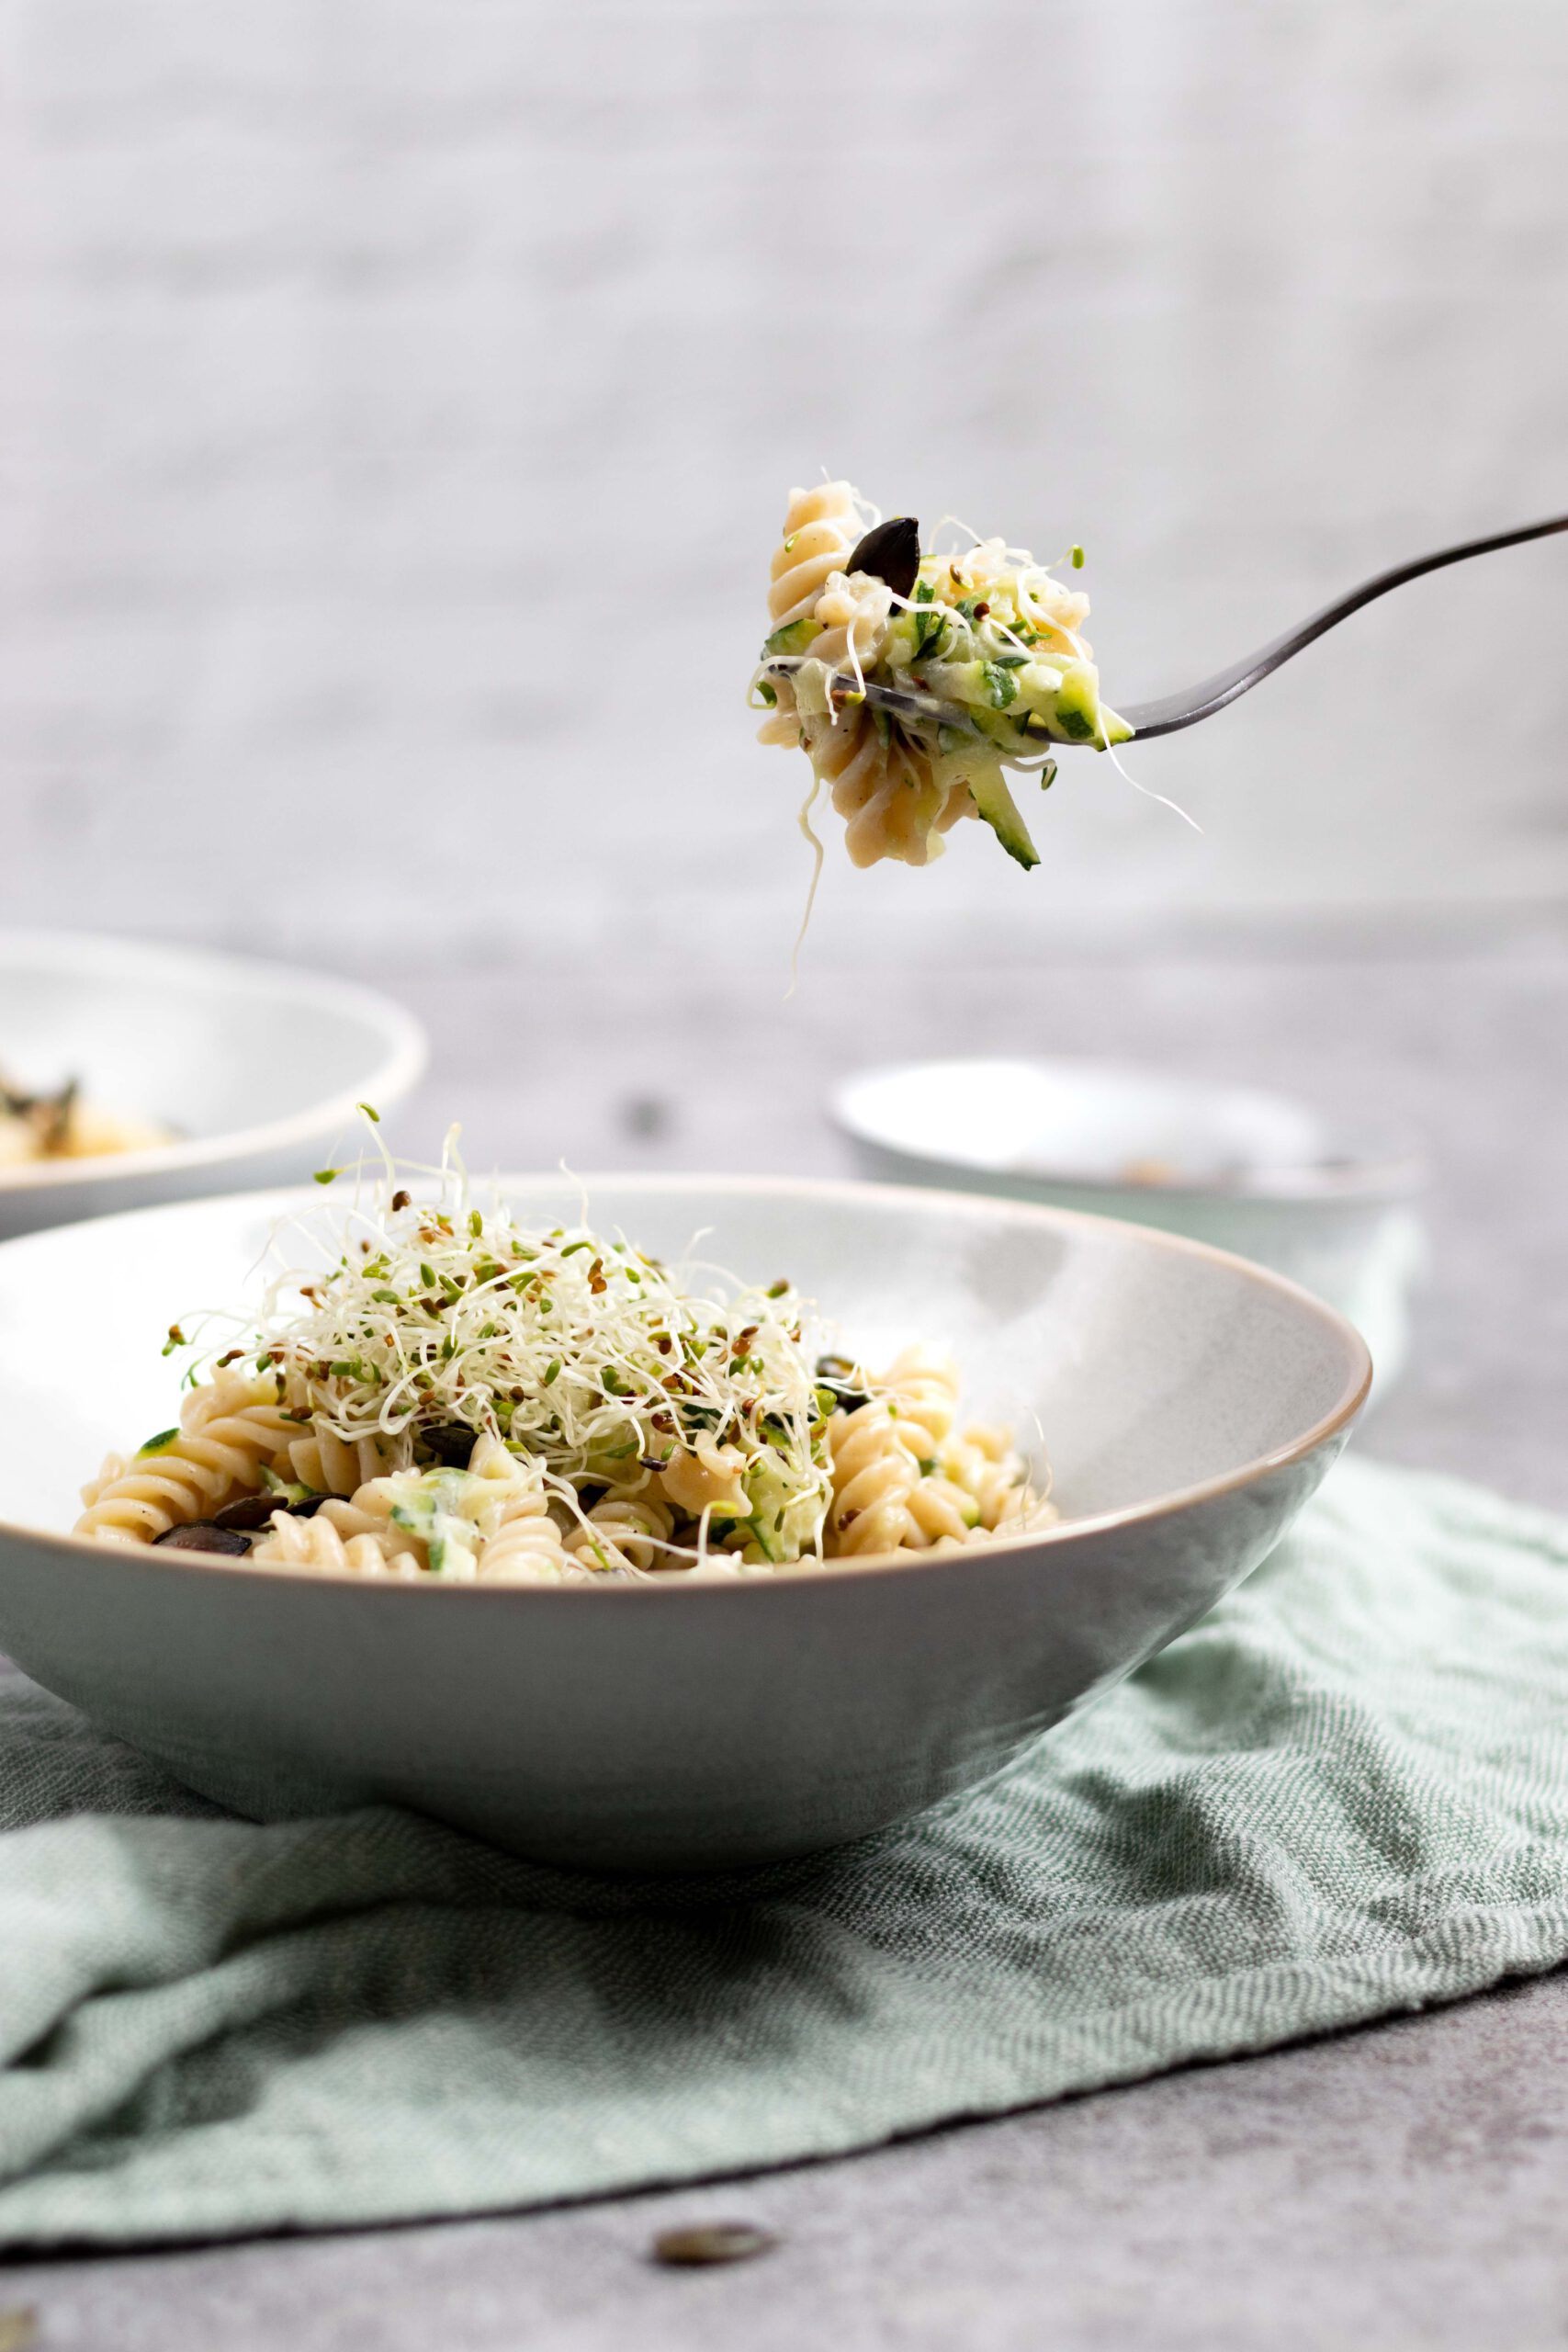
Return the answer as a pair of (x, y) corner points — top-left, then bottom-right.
(823, 1401), (920, 1557)
(456, 1441), (576, 1577)
(251, 1510), (421, 1577)
(75, 1371), (295, 1544)
(567, 1491), (678, 1574)
(475, 1492), (578, 1583)
(881, 1346), (961, 1465)
(941, 1423), (1055, 1533)
(801, 707), (971, 870)
(903, 1473), (983, 1550)
(287, 1424), (402, 1498)
(768, 481), (866, 628)
(758, 484), (986, 869)
(657, 1440), (748, 1516)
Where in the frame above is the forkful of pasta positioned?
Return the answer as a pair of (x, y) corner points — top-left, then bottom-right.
(752, 483), (1568, 872)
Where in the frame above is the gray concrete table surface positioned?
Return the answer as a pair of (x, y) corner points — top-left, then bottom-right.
(6, 919), (1568, 2350)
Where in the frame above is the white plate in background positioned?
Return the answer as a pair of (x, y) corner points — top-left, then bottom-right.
(833, 1057), (1427, 1397)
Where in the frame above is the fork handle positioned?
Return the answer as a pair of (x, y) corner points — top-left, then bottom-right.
(1121, 512), (1568, 739)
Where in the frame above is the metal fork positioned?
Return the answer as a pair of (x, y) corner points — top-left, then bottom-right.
(765, 511), (1568, 743)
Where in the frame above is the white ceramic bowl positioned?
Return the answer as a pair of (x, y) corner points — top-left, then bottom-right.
(0, 932), (426, 1240)
(0, 1176), (1369, 1871)
(834, 1057), (1426, 1395)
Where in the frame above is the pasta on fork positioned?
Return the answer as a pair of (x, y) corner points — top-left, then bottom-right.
(753, 481), (1129, 872)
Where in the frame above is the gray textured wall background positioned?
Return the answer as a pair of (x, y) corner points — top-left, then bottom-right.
(1, 0), (1564, 975)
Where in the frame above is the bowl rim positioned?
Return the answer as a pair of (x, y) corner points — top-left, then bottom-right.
(832, 1054), (1427, 1205)
(0, 930), (427, 1195)
(0, 1170), (1373, 1589)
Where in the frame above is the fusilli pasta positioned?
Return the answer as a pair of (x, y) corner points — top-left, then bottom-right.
(755, 481), (1129, 872)
(73, 1160), (1055, 1577)
(825, 1398), (922, 1557)
(251, 1511), (421, 1577)
(76, 1371), (296, 1544)
(566, 1490), (678, 1574)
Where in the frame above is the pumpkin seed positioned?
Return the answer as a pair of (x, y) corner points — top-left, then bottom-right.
(846, 515), (920, 602)
(421, 1423), (478, 1468)
(152, 1522), (253, 1556)
(651, 2222), (777, 2268)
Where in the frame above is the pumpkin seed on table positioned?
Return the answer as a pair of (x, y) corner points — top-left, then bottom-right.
(650, 2222), (778, 2267)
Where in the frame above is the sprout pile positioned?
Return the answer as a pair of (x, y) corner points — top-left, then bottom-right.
(74, 1126), (1049, 1579)
(187, 1132), (833, 1567)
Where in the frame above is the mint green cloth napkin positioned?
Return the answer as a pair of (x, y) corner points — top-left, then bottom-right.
(3, 1454), (1567, 2252)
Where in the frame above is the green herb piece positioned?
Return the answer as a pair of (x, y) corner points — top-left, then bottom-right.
(763, 616), (818, 656)
(912, 607), (947, 660)
(260, 1468), (315, 1504)
(136, 1428), (180, 1457)
(313, 1168), (338, 1185)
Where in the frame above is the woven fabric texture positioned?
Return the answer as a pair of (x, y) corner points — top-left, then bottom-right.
(2, 1454), (1566, 2250)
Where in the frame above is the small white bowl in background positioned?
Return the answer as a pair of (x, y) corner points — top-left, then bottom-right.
(0, 932), (426, 1242)
(833, 1057), (1426, 1396)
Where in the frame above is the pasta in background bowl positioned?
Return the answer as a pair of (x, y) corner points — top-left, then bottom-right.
(0, 1174), (1369, 1869)
(0, 932), (426, 1240)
